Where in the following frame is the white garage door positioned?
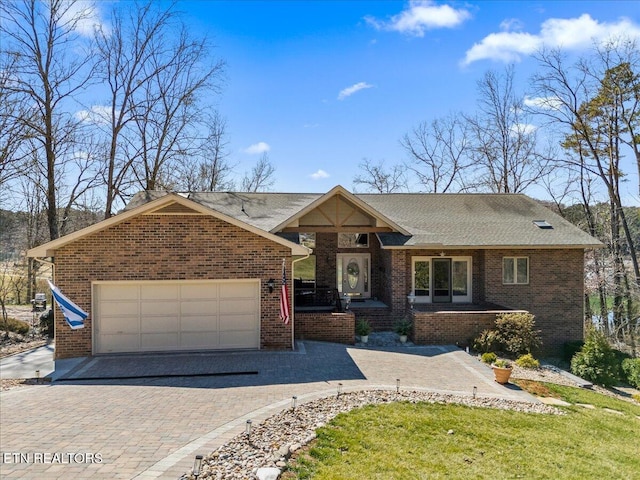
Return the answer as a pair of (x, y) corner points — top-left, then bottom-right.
(94, 280), (260, 354)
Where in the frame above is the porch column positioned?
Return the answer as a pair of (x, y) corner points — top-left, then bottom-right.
(390, 249), (408, 314)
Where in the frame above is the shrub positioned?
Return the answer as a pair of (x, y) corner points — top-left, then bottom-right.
(1, 317), (30, 335)
(39, 309), (54, 338)
(621, 358), (640, 389)
(495, 312), (542, 356)
(516, 353), (540, 369)
(394, 318), (412, 336)
(493, 359), (512, 369)
(481, 352), (497, 364)
(355, 319), (371, 336)
(563, 340), (584, 363)
(571, 329), (620, 387)
(473, 329), (499, 353)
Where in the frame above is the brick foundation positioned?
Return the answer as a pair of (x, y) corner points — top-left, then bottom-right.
(411, 310), (520, 347)
(294, 311), (355, 344)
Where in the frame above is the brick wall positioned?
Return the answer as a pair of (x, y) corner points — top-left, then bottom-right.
(390, 250), (408, 312)
(53, 214), (292, 359)
(314, 233), (337, 290)
(294, 311), (355, 344)
(399, 248), (584, 354)
(412, 310), (505, 346)
(351, 308), (397, 331)
(483, 249), (585, 354)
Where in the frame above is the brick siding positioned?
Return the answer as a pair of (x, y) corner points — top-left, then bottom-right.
(294, 311), (355, 344)
(351, 307), (396, 331)
(412, 310), (515, 346)
(483, 249), (585, 354)
(53, 214), (292, 359)
(390, 249), (584, 354)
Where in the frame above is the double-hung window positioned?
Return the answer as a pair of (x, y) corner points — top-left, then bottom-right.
(503, 257), (529, 284)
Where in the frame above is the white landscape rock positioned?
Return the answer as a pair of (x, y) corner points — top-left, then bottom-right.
(180, 390), (563, 479)
(256, 467), (281, 480)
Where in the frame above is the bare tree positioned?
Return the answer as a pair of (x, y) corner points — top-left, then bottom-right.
(127, 19), (225, 193)
(465, 65), (551, 193)
(400, 114), (471, 192)
(353, 158), (407, 193)
(93, 0), (224, 214)
(241, 153), (276, 192)
(176, 111), (235, 191)
(0, 51), (30, 194)
(0, 0), (96, 240)
(532, 40), (640, 342)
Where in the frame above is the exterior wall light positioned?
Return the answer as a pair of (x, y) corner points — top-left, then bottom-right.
(407, 294), (416, 309)
(343, 294), (351, 310)
(267, 279), (275, 293)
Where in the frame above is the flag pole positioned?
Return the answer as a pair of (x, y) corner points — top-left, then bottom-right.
(291, 251), (311, 351)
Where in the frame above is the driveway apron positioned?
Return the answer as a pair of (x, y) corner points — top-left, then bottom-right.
(0, 342), (537, 479)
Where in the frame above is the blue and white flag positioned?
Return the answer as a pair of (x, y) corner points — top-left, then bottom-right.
(47, 280), (87, 330)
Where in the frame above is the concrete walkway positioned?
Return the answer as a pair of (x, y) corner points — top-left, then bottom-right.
(0, 342), (537, 479)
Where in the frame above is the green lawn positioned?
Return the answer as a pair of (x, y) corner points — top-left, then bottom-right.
(287, 385), (640, 480)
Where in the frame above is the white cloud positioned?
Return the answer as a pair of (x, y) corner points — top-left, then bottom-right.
(338, 82), (373, 100)
(75, 105), (115, 124)
(463, 14), (640, 65)
(60, 0), (106, 38)
(510, 123), (537, 136)
(310, 169), (330, 180)
(500, 18), (524, 32)
(523, 96), (563, 110)
(365, 0), (471, 37)
(244, 142), (271, 154)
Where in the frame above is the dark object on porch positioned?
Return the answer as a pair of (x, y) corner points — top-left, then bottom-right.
(294, 280), (339, 308)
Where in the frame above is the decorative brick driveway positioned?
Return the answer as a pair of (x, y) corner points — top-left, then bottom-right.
(0, 342), (536, 479)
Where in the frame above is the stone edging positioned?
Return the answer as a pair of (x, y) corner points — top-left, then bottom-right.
(178, 388), (563, 480)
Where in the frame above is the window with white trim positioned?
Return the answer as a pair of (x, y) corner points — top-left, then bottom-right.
(503, 257), (529, 284)
(411, 256), (472, 303)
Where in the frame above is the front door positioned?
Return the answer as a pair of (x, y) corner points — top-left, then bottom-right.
(432, 258), (452, 303)
(337, 253), (370, 298)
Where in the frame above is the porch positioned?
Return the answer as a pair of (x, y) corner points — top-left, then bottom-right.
(294, 298), (391, 345)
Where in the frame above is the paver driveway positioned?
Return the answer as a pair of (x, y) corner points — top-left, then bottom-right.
(1, 342), (536, 479)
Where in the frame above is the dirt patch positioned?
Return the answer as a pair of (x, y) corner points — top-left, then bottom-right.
(1, 377), (50, 391)
(514, 379), (559, 398)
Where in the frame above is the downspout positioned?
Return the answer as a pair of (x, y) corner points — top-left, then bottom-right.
(33, 257), (55, 274)
(291, 251), (311, 351)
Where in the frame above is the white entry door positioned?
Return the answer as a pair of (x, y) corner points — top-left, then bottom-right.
(337, 253), (371, 298)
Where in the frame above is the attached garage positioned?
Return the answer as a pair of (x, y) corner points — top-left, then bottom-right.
(93, 280), (260, 354)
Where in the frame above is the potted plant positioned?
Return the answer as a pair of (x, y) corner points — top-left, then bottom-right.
(491, 359), (513, 384)
(394, 317), (412, 343)
(356, 319), (371, 344)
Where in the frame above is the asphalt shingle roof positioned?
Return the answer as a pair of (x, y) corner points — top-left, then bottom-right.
(126, 190), (601, 248)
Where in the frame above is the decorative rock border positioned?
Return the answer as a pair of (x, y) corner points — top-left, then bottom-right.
(180, 389), (563, 480)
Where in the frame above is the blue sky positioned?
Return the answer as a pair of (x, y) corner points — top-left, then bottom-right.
(101, 1), (640, 203)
